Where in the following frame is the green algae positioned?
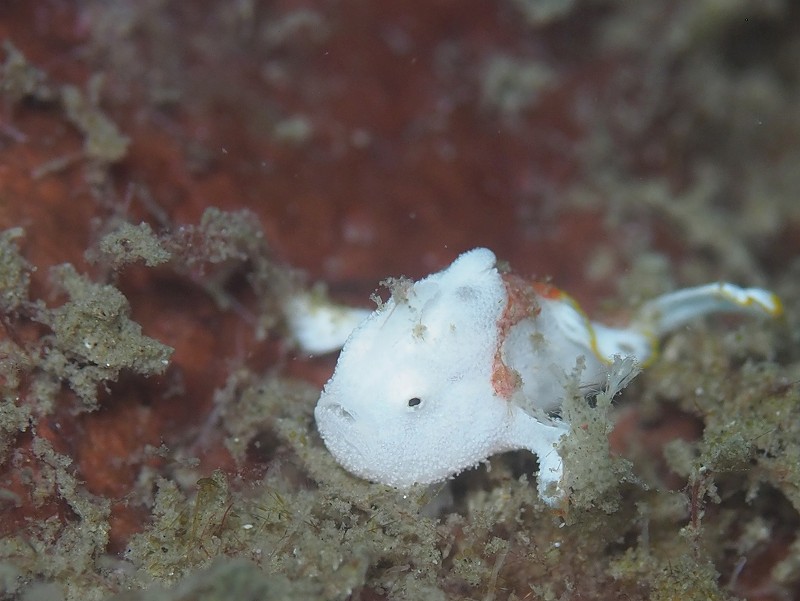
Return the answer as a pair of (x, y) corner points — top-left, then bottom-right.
(1, 439), (111, 601)
(0, 228), (171, 411)
(4, 211), (798, 601)
(88, 222), (171, 270)
(110, 558), (319, 601)
(42, 263), (172, 409)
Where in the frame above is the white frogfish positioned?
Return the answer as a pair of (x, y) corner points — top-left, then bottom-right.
(286, 248), (782, 506)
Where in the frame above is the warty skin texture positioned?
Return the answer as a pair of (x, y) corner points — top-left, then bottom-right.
(291, 248), (782, 505)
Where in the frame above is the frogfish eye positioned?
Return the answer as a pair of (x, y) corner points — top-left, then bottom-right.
(407, 397), (422, 408)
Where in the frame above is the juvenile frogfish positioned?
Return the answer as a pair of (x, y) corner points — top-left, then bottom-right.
(285, 248), (782, 506)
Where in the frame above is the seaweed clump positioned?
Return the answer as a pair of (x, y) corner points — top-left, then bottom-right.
(0, 229), (172, 414)
(3, 210), (799, 600)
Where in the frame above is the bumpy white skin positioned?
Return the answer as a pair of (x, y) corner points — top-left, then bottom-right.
(303, 248), (782, 506)
(284, 291), (371, 355)
(313, 249), (564, 495)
